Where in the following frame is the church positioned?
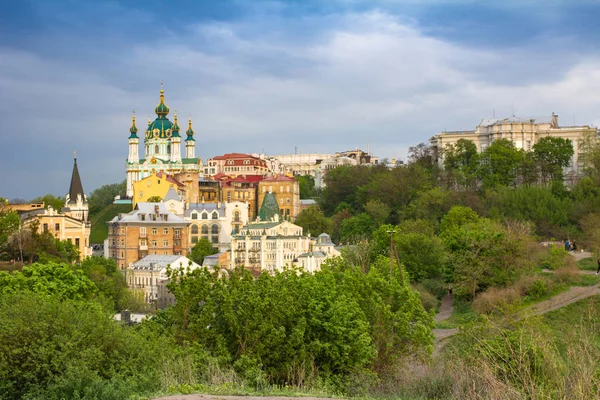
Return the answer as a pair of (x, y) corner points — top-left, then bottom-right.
(125, 88), (202, 197)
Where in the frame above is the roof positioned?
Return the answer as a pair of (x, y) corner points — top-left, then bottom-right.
(298, 251), (327, 258)
(156, 172), (186, 188)
(214, 173), (264, 184)
(110, 202), (187, 224)
(262, 174), (295, 182)
(242, 221), (282, 230)
(211, 153), (262, 160)
(300, 199), (317, 206)
(258, 192), (282, 222)
(478, 116), (554, 127)
(164, 187), (181, 202)
(67, 157), (85, 204)
(184, 203), (225, 218)
(131, 255), (199, 271)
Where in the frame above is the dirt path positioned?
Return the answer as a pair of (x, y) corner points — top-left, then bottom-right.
(154, 395), (337, 400)
(521, 282), (600, 317)
(435, 294), (454, 322)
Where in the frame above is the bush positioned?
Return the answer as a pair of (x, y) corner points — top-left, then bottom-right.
(542, 245), (569, 270)
(515, 275), (550, 300)
(473, 287), (521, 315)
(414, 285), (438, 312)
(553, 266), (579, 284)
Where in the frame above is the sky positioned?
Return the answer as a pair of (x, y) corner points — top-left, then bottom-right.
(1, 0), (600, 200)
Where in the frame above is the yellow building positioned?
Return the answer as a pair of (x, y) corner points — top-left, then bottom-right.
(132, 171), (188, 208)
(257, 174), (300, 220)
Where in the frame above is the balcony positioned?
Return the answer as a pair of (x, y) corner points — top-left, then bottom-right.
(139, 245), (148, 251)
(139, 232), (147, 238)
(173, 244), (182, 251)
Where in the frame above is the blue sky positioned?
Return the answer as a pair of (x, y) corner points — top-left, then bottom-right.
(1, 0), (600, 199)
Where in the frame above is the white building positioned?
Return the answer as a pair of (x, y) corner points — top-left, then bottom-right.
(297, 233), (341, 273)
(127, 254), (202, 308)
(184, 200), (249, 251)
(429, 114), (598, 182)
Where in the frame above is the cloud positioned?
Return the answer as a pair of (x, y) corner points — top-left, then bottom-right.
(1, 5), (599, 199)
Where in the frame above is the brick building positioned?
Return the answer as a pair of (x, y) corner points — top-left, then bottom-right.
(106, 202), (189, 269)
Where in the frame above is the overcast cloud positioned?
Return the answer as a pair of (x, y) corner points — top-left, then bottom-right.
(1, 0), (599, 199)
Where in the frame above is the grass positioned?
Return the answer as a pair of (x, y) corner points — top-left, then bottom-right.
(436, 298), (479, 328)
(577, 257), (597, 271)
(90, 204), (132, 244)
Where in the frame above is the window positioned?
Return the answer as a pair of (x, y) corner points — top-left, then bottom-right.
(212, 211), (218, 219)
(191, 225), (198, 234)
(191, 236), (198, 244)
(140, 227), (147, 237)
(75, 238), (80, 247)
(202, 212), (208, 220)
(234, 211), (240, 222)
(43, 223), (48, 232)
(152, 240), (157, 247)
(155, 145), (159, 154)
(201, 225), (209, 235)
(55, 223), (60, 231)
(163, 228), (169, 234)
(211, 224), (219, 235)
(174, 228), (181, 238)
(152, 228), (158, 235)
(167, 144), (171, 154)
(163, 240), (169, 247)
(191, 213), (198, 220)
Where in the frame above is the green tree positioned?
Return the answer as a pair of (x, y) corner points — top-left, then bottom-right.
(0, 210), (20, 260)
(31, 194), (65, 211)
(294, 205), (331, 236)
(147, 196), (162, 203)
(364, 199), (391, 226)
(478, 139), (524, 188)
(189, 238), (218, 265)
(296, 175), (317, 199)
(340, 213), (375, 243)
(88, 181), (127, 216)
(442, 139), (480, 188)
(533, 136), (574, 182)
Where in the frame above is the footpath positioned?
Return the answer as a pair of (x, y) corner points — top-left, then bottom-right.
(433, 251), (600, 346)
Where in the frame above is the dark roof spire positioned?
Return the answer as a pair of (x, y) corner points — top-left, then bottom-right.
(67, 153), (85, 204)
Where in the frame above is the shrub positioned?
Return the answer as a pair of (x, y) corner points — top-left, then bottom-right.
(515, 275), (550, 300)
(553, 266), (578, 284)
(542, 245), (569, 270)
(473, 286), (521, 315)
(415, 286), (438, 313)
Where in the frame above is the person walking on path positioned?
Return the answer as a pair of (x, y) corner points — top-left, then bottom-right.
(596, 259), (600, 275)
(565, 239), (571, 252)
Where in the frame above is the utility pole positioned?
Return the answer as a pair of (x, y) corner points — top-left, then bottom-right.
(387, 230), (395, 279)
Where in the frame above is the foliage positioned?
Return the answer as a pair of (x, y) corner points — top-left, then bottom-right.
(88, 181), (127, 217)
(294, 205), (331, 236)
(189, 238), (219, 265)
(31, 194), (65, 211)
(364, 199), (390, 226)
(339, 213), (375, 243)
(147, 195), (163, 202)
(541, 245), (569, 271)
(532, 136), (574, 182)
(296, 175), (317, 199)
(478, 139), (524, 188)
(0, 262), (97, 300)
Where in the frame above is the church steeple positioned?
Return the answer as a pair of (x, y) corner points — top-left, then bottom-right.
(68, 153), (85, 205)
(65, 153), (89, 222)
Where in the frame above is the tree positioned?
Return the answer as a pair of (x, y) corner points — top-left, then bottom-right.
(407, 142), (434, 169)
(147, 196), (162, 203)
(0, 210), (20, 260)
(442, 139), (480, 189)
(87, 181), (127, 216)
(478, 139), (524, 188)
(189, 238), (218, 265)
(364, 199), (391, 226)
(340, 213), (375, 243)
(296, 175), (317, 199)
(294, 205), (331, 236)
(533, 137), (574, 182)
(31, 194), (65, 211)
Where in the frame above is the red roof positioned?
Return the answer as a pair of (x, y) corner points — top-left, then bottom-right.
(214, 173), (265, 183)
(156, 172), (186, 188)
(262, 174), (295, 182)
(210, 153), (261, 160)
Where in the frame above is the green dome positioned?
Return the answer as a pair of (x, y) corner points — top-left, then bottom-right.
(146, 118), (174, 140)
(154, 89), (170, 117)
(185, 119), (195, 141)
(128, 115), (138, 139)
(171, 114), (181, 138)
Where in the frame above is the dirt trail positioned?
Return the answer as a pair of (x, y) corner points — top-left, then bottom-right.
(154, 395), (336, 400)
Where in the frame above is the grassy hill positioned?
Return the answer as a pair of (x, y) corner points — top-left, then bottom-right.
(90, 203), (132, 244)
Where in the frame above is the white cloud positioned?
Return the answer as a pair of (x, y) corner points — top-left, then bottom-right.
(1, 10), (599, 198)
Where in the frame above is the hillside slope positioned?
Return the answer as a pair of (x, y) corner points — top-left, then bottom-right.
(90, 204), (132, 244)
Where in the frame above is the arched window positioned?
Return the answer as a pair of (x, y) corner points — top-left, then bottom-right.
(212, 211), (219, 219)
(191, 225), (198, 234)
(233, 211), (240, 222)
(154, 145), (159, 154)
(211, 224), (219, 235)
(201, 225), (209, 235)
(167, 144), (171, 154)
(202, 212), (208, 220)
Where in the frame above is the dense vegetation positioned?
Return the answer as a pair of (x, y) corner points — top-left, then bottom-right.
(3, 136), (600, 398)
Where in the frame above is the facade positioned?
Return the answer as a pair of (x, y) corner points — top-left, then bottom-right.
(230, 219), (311, 272)
(216, 174), (263, 220)
(257, 174), (300, 220)
(297, 233), (341, 273)
(106, 202), (189, 270)
(127, 255), (202, 308)
(23, 157), (92, 258)
(131, 171), (188, 208)
(184, 200), (249, 251)
(429, 114), (598, 180)
(125, 89), (201, 197)
(204, 153), (268, 177)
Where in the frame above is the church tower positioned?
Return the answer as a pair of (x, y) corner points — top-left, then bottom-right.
(64, 154), (89, 222)
(170, 113), (182, 163)
(185, 118), (196, 158)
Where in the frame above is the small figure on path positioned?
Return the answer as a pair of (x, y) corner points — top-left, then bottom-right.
(596, 259), (600, 275)
(571, 242), (577, 252)
(565, 239), (571, 252)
